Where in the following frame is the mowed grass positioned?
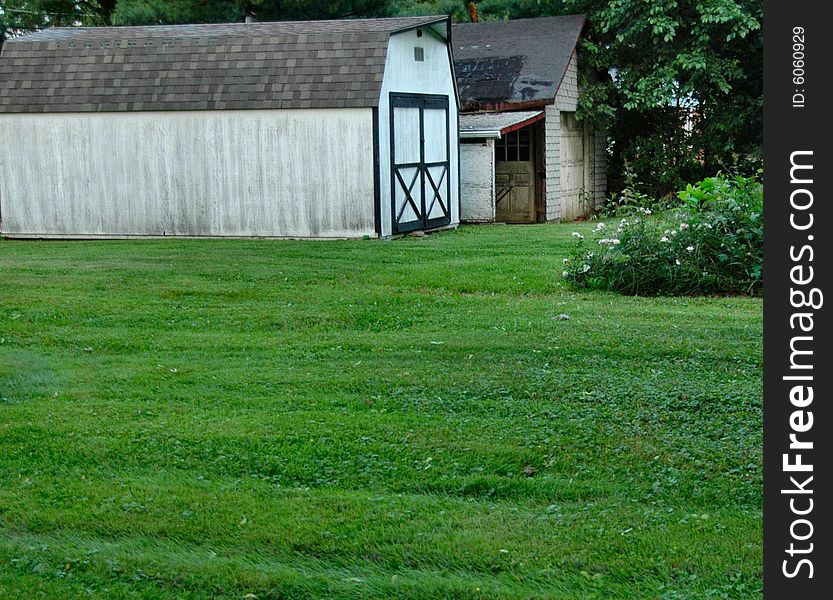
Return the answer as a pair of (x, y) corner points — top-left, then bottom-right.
(0, 224), (761, 599)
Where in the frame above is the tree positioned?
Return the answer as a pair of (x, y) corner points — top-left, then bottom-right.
(111, 1), (395, 25)
(393, 0), (566, 21)
(1, 1), (115, 48)
(566, 0), (762, 197)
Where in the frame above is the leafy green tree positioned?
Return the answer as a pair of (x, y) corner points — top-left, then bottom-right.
(111, 0), (242, 25)
(247, 0), (394, 20)
(111, 0), (394, 25)
(392, 0), (468, 20)
(1, 1), (115, 48)
(566, 0), (762, 197)
(393, 0), (565, 21)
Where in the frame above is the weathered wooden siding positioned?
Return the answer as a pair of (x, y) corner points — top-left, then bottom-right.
(544, 49), (579, 222)
(593, 128), (608, 210)
(542, 50), (607, 221)
(459, 140), (495, 222)
(0, 108), (376, 238)
(377, 27), (459, 237)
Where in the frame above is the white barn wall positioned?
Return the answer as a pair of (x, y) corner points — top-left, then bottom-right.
(459, 140), (495, 222)
(377, 27), (459, 237)
(0, 108), (376, 238)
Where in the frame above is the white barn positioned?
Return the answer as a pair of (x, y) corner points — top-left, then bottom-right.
(453, 15), (607, 224)
(0, 16), (459, 238)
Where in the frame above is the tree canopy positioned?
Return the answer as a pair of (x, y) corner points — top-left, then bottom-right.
(566, 0), (762, 196)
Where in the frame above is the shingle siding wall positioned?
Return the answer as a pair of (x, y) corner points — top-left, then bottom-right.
(544, 49), (579, 221)
(543, 49), (608, 220)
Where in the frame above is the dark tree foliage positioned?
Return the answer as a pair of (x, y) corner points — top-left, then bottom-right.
(111, 1), (394, 25)
(248, 1), (394, 20)
(394, 0), (565, 21)
(566, 0), (762, 198)
(1, 1), (115, 48)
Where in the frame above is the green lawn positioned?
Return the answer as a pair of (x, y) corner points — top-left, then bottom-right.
(0, 224), (762, 599)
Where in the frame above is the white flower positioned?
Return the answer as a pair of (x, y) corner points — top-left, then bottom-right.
(670, 230), (677, 236)
(563, 258), (569, 264)
(679, 223), (689, 230)
(660, 236), (669, 243)
(581, 264), (591, 273)
(675, 259), (681, 266)
(562, 270), (569, 278)
(686, 245), (694, 252)
(598, 238), (621, 246)
(593, 222), (605, 232)
(572, 232), (584, 239)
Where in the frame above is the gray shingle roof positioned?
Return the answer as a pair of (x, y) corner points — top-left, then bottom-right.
(0, 16), (448, 113)
(452, 14), (586, 111)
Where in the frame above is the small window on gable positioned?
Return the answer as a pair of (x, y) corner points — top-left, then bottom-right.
(414, 46), (424, 61)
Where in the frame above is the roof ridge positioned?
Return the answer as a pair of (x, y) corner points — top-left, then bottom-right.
(7, 15), (449, 44)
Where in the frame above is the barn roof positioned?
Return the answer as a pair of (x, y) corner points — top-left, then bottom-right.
(0, 16), (449, 113)
(452, 14), (586, 111)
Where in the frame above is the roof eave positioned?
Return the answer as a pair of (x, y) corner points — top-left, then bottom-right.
(460, 129), (502, 139)
(390, 16), (450, 41)
(460, 98), (552, 113)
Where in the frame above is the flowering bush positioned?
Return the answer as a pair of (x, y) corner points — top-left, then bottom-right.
(563, 174), (763, 296)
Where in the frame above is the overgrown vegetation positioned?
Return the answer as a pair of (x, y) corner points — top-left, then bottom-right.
(564, 174), (763, 296)
(0, 225), (762, 598)
(568, 0), (763, 198)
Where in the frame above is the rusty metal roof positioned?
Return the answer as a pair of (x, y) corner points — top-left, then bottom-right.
(452, 14), (586, 111)
(0, 16), (449, 113)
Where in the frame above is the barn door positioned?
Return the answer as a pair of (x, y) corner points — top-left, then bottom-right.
(390, 94), (450, 234)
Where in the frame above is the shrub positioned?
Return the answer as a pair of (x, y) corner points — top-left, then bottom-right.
(602, 165), (681, 217)
(563, 174), (762, 296)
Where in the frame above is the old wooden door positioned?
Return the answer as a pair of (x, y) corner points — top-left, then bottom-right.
(559, 111), (585, 221)
(390, 94), (451, 234)
(495, 127), (535, 223)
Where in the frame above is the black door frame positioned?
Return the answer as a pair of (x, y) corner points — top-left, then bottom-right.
(389, 93), (451, 234)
